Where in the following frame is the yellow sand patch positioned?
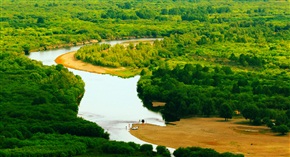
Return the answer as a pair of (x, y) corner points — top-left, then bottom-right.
(130, 117), (290, 157)
(152, 101), (166, 107)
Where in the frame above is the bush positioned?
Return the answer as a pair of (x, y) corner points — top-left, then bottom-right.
(128, 142), (140, 151)
(173, 147), (191, 157)
(274, 125), (289, 135)
(2, 138), (20, 149)
(0, 150), (11, 157)
(253, 117), (262, 126)
(221, 152), (244, 157)
(102, 141), (135, 154)
(140, 144), (153, 152)
(156, 145), (171, 157)
(174, 147), (244, 157)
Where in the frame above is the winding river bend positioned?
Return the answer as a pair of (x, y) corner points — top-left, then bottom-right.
(28, 39), (165, 144)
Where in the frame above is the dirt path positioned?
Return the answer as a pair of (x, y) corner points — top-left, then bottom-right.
(130, 117), (290, 157)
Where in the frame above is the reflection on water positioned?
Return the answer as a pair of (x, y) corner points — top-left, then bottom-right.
(28, 39), (165, 144)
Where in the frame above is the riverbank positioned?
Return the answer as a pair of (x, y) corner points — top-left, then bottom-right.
(31, 40), (99, 52)
(130, 117), (290, 157)
(55, 51), (140, 78)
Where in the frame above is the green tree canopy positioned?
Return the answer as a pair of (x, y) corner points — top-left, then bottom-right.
(220, 103), (233, 121)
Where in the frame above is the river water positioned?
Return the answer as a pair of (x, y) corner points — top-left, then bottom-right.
(28, 39), (165, 144)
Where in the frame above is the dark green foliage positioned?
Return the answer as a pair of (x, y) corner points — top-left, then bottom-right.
(101, 141), (136, 154)
(101, 9), (138, 20)
(55, 64), (64, 71)
(286, 109), (290, 119)
(263, 117), (273, 128)
(221, 152), (244, 157)
(136, 9), (156, 19)
(173, 147), (244, 157)
(138, 62), (290, 123)
(237, 54), (263, 67)
(275, 113), (289, 126)
(36, 17), (45, 24)
(0, 53), (94, 138)
(0, 134), (87, 156)
(253, 117), (262, 126)
(50, 121), (109, 138)
(232, 84), (240, 93)
(162, 102), (182, 122)
(22, 44), (30, 55)
(156, 145), (171, 157)
(197, 36), (209, 45)
(140, 144), (153, 153)
(242, 105), (259, 121)
(220, 103), (233, 121)
(273, 125), (289, 135)
(202, 99), (215, 117)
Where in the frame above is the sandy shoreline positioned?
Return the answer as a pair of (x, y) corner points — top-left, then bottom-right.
(55, 51), (115, 74)
(55, 51), (140, 77)
(130, 117), (290, 157)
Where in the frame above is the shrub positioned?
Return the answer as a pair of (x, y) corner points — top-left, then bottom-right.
(128, 142), (140, 151)
(140, 144), (153, 152)
(253, 117), (262, 126)
(174, 147), (244, 157)
(275, 125), (289, 135)
(102, 141), (135, 154)
(173, 147), (191, 157)
(156, 145), (171, 157)
(2, 138), (20, 149)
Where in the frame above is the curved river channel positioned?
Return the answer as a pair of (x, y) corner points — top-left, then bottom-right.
(28, 39), (167, 146)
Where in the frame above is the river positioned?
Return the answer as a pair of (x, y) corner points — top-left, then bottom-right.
(28, 39), (165, 145)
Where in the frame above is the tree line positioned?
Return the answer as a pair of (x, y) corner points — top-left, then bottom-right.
(137, 63), (290, 134)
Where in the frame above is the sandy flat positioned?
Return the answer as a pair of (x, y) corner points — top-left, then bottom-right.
(130, 117), (290, 157)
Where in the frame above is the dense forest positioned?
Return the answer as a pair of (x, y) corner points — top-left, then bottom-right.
(1, 0), (289, 54)
(1, 0), (289, 156)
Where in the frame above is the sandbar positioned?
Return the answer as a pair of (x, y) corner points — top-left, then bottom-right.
(130, 117), (290, 157)
(55, 51), (137, 77)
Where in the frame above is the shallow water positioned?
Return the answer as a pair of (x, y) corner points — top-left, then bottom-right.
(28, 39), (165, 144)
